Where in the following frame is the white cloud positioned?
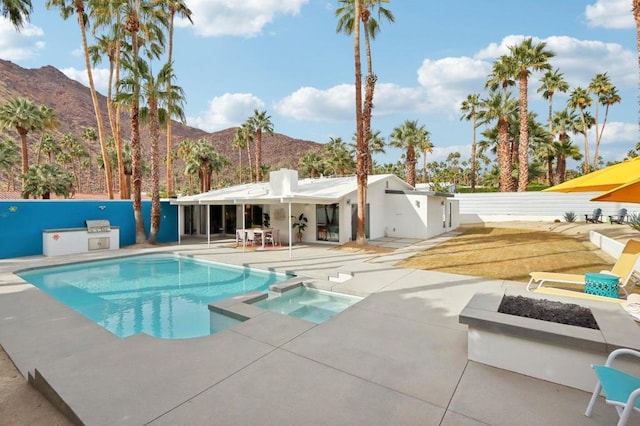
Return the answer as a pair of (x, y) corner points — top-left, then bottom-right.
(188, 93), (265, 131)
(597, 121), (637, 146)
(275, 85), (353, 121)
(275, 83), (428, 122)
(179, 0), (309, 37)
(417, 57), (492, 113)
(0, 18), (45, 60)
(60, 67), (110, 94)
(585, 0), (634, 29)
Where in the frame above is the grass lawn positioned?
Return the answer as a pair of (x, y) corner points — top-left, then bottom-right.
(397, 226), (614, 284)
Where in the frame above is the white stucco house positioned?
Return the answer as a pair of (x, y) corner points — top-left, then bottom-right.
(172, 169), (459, 247)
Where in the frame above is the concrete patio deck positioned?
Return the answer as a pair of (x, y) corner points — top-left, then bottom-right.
(0, 235), (633, 425)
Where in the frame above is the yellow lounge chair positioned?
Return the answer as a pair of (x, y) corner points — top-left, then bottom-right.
(527, 239), (640, 295)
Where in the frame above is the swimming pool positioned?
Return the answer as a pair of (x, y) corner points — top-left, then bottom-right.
(17, 254), (293, 339)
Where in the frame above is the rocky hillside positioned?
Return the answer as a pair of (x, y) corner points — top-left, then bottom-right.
(0, 59), (322, 193)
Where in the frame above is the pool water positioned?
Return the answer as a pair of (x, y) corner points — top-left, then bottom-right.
(17, 254), (292, 339)
(254, 287), (362, 323)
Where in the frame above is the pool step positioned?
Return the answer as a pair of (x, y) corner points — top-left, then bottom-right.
(328, 271), (353, 283)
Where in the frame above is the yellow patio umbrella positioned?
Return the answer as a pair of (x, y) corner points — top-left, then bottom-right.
(590, 176), (640, 203)
(543, 156), (640, 193)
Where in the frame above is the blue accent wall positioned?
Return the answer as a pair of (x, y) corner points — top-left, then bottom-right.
(0, 200), (178, 259)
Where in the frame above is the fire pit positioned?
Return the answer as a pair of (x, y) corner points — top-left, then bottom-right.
(459, 288), (640, 391)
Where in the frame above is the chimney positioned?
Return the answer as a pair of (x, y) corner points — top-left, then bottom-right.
(269, 168), (299, 196)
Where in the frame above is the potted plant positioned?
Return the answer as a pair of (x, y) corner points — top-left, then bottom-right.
(263, 212), (270, 228)
(292, 213), (308, 243)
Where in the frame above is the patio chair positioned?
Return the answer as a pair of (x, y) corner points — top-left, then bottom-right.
(246, 229), (256, 246)
(609, 208), (628, 225)
(264, 228), (280, 247)
(585, 348), (640, 425)
(585, 208), (603, 223)
(526, 239), (640, 296)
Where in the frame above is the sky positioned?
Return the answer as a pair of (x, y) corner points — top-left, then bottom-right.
(0, 0), (638, 168)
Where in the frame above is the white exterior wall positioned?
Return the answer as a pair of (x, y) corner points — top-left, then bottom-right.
(455, 192), (640, 223)
(366, 179), (394, 240)
(382, 193), (459, 239)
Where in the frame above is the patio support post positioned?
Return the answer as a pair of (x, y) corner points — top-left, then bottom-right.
(207, 204), (211, 247)
(242, 203), (246, 252)
(288, 201), (292, 259)
(178, 205), (182, 245)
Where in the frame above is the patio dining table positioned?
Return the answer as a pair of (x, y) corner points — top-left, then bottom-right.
(236, 228), (276, 249)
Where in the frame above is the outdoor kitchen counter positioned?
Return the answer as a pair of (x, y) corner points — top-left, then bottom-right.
(42, 226), (120, 257)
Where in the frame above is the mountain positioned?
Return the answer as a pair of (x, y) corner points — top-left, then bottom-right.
(0, 58), (322, 193)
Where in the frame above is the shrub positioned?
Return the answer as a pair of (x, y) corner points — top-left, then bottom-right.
(628, 213), (640, 231)
(563, 211), (577, 223)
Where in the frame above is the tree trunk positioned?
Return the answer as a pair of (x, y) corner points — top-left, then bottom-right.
(470, 116), (477, 191)
(148, 100), (161, 244)
(406, 146), (416, 186)
(255, 129), (262, 182)
(497, 117), (514, 192)
(517, 72), (529, 191)
(131, 101), (146, 243)
(77, 6), (113, 199)
(354, 0), (366, 245)
(18, 129), (28, 189)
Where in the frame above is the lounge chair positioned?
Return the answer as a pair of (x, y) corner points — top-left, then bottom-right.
(585, 208), (603, 223)
(609, 208), (628, 225)
(585, 348), (640, 425)
(526, 239), (640, 296)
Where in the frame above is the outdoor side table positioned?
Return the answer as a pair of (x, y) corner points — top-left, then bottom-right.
(584, 272), (620, 298)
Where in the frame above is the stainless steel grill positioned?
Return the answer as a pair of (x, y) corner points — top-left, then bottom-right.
(85, 219), (111, 233)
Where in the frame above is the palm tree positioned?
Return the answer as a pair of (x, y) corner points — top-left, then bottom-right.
(35, 134), (61, 164)
(352, 0), (366, 244)
(35, 104), (59, 165)
(417, 129), (433, 184)
(589, 73), (621, 168)
(177, 139), (197, 194)
(155, 0), (192, 197)
(119, 0), (168, 243)
(248, 109), (273, 182)
(299, 151), (325, 178)
(508, 38), (554, 191)
(60, 133), (87, 192)
(0, 138), (20, 190)
(537, 69), (567, 185)
(567, 86), (593, 173)
(46, 0), (115, 199)
(0, 97), (44, 189)
(538, 69), (568, 133)
(323, 137), (355, 176)
(122, 58), (185, 243)
(389, 120), (429, 186)
(336, 0), (394, 179)
(1, 0), (32, 28)
(486, 55), (516, 96)
(231, 127), (247, 183)
(366, 129), (385, 174)
(21, 163), (74, 199)
(87, 17), (127, 198)
(477, 91), (519, 192)
(460, 93), (481, 190)
(239, 121), (254, 182)
(553, 140), (582, 184)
